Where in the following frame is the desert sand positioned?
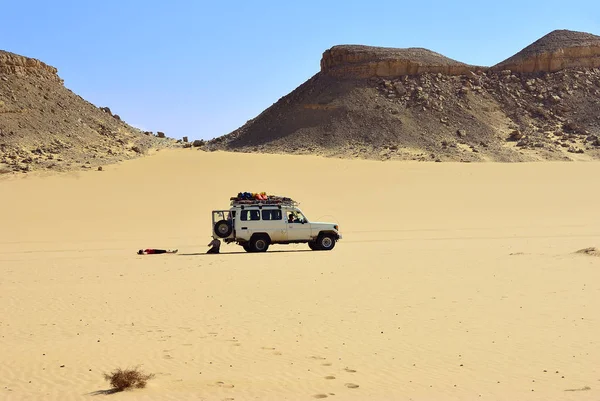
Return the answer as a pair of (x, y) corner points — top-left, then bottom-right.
(1, 149), (599, 401)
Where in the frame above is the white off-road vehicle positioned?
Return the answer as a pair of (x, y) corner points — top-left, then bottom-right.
(211, 195), (342, 252)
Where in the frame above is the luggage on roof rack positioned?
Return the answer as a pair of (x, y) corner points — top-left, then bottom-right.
(229, 193), (297, 206)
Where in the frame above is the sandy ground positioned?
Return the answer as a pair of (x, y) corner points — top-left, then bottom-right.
(1, 148), (599, 401)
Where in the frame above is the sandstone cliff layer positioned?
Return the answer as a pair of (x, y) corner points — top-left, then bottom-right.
(0, 50), (61, 82)
(321, 30), (600, 78)
(321, 45), (482, 78)
(492, 30), (600, 73)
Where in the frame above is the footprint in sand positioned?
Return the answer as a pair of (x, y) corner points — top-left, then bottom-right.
(345, 383), (359, 389)
(261, 347), (276, 350)
(344, 368), (357, 373)
(216, 381), (235, 389)
(310, 356), (327, 360)
(321, 362), (332, 366)
(178, 327), (194, 332)
(565, 386), (591, 392)
(324, 375), (336, 380)
(313, 394), (328, 399)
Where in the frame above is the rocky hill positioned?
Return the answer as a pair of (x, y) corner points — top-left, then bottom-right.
(0, 50), (176, 174)
(208, 30), (600, 162)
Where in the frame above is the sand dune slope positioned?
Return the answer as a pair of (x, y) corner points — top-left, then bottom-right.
(1, 149), (599, 400)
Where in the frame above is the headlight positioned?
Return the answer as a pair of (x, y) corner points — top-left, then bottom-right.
(334, 225), (339, 231)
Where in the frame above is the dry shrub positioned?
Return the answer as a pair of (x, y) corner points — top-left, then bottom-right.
(103, 367), (155, 391)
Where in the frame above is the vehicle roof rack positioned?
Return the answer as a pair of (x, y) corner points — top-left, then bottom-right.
(230, 196), (298, 207)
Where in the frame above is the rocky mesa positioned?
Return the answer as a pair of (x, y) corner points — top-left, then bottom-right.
(321, 46), (483, 78)
(208, 29), (600, 162)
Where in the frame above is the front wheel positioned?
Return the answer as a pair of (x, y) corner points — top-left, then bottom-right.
(242, 243), (252, 252)
(317, 234), (336, 251)
(308, 241), (320, 251)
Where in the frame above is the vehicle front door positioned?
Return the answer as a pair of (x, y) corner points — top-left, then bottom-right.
(285, 210), (311, 241)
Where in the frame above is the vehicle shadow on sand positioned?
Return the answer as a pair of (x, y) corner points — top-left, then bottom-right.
(179, 249), (314, 256)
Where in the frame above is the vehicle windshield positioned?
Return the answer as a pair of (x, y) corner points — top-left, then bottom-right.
(287, 210), (307, 223)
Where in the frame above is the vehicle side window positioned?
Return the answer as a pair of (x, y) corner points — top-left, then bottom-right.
(241, 210), (260, 221)
(262, 209), (282, 221)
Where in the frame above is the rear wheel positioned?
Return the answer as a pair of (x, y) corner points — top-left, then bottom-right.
(317, 234), (336, 251)
(242, 243), (252, 252)
(250, 235), (270, 252)
(214, 220), (232, 238)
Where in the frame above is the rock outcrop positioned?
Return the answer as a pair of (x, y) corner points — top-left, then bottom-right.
(208, 29), (600, 162)
(0, 50), (61, 82)
(321, 45), (482, 78)
(0, 50), (176, 174)
(492, 30), (600, 73)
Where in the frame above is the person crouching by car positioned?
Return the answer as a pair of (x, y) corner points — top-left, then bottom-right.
(207, 238), (221, 254)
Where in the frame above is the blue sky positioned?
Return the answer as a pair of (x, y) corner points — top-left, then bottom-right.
(1, 0), (598, 140)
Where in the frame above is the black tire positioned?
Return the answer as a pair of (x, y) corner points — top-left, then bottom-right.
(317, 234), (336, 251)
(242, 243), (252, 252)
(250, 235), (270, 253)
(308, 241), (320, 251)
(214, 220), (232, 238)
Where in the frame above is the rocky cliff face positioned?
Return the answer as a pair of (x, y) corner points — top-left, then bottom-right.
(321, 45), (481, 78)
(0, 50), (61, 82)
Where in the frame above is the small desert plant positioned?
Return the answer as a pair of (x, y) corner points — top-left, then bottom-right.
(103, 366), (155, 391)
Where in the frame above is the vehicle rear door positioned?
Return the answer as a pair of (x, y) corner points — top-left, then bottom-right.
(261, 208), (287, 241)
